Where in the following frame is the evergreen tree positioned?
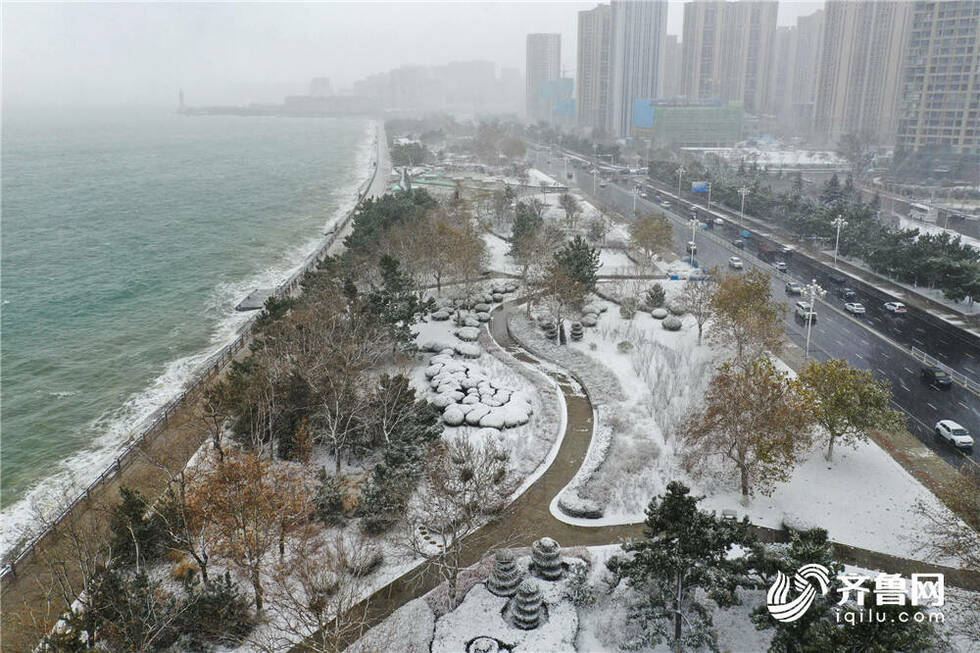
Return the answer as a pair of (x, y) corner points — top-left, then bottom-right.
(553, 235), (601, 292)
(108, 487), (166, 569)
(606, 481), (753, 650)
(365, 255), (434, 350)
(820, 174), (844, 205)
(509, 200), (544, 256)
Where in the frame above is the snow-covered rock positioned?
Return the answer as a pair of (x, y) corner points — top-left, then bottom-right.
(650, 308), (668, 320)
(662, 315), (683, 331)
(465, 404), (492, 425)
(432, 310), (451, 321)
(476, 312), (491, 322)
(443, 405), (465, 426)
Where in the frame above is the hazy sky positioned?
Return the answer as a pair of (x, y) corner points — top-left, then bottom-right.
(3, 1), (824, 108)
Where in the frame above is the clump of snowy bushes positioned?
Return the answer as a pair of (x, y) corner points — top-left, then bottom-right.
(662, 315), (683, 331)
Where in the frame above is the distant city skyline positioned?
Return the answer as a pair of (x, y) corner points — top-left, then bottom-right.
(3, 1), (825, 108)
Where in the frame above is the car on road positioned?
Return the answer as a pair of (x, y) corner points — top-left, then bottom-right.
(883, 301), (907, 314)
(844, 302), (866, 314)
(934, 420), (974, 450)
(567, 172), (573, 180)
(828, 274), (846, 284)
(839, 287), (857, 301)
(599, 180), (608, 188)
(661, 200), (671, 208)
(921, 366), (952, 389)
(640, 191), (648, 198)
(733, 239), (745, 249)
(785, 281), (803, 295)
(728, 256), (744, 269)
(795, 301), (817, 324)
(773, 260), (788, 272)
(686, 241), (697, 254)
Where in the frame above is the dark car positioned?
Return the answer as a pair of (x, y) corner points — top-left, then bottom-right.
(733, 239), (745, 249)
(921, 366), (953, 389)
(839, 287), (857, 301)
(829, 274), (846, 285)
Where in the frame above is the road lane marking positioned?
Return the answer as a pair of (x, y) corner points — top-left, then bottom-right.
(856, 353), (865, 360)
(926, 402), (937, 411)
(875, 368), (888, 376)
(904, 367), (914, 374)
(966, 352), (976, 360)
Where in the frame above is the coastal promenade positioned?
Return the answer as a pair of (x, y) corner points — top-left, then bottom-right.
(0, 123), (388, 652)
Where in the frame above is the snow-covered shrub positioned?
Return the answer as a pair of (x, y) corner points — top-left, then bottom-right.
(650, 308), (668, 319)
(557, 492), (604, 519)
(313, 468), (345, 525)
(531, 537), (564, 581)
(346, 544), (384, 577)
(645, 283), (666, 308)
(662, 316), (682, 331)
(619, 297), (638, 319)
(564, 563), (597, 608)
(617, 340), (634, 353)
(666, 299), (686, 316)
(589, 342), (598, 351)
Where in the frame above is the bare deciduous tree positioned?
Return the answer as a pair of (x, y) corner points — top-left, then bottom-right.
(404, 436), (514, 606)
(680, 269), (718, 344)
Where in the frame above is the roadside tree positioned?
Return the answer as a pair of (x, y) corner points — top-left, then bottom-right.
(709, 268), (785, 365)
(682, 357), (815, 498)
(798, 358), (904, 461)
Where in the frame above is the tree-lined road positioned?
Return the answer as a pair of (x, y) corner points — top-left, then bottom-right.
(544, 158), (980, 468)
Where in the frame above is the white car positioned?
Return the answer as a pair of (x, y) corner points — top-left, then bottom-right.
(661, 200), (671, 208)
(728, 256), (744, 269)
(844, 302), (866, 314)
(884, 301), (907, 314)
(935, 420), (974, 450)
(794, 301), (817, 324)
(772, 260), (788, 272)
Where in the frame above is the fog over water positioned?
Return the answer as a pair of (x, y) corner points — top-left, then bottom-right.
(3, 1), (822, 109)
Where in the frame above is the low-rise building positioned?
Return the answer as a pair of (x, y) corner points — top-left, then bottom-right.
(630, 99), (743, 147)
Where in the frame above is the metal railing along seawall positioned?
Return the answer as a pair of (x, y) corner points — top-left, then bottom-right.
(0, 127), (382, 587)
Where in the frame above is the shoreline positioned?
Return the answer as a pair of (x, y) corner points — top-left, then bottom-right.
(0, 119), (384, 567)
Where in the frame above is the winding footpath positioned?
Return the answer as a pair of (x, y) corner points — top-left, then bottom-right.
(298, 296), (980, 652)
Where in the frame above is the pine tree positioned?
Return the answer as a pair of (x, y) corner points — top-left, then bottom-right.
(606, 481), (752, 650)
(553, 235), (601, 291)
(365, 255), (434, 350)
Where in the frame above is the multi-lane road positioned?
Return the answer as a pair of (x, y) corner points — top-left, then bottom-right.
(539, 156), (980, 468)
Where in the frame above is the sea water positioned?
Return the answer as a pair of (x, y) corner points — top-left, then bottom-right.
(0, 107), (373, 556)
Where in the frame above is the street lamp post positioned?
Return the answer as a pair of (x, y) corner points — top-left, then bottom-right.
(633, 186), (639, 215)
(688, 217), (699, 265)
(803, 279), (826, 360)
(737, 186), (750, 227)
(832, 215), (848, 269)
(707, 183), (712, 211)
(593, 144), (598, 194)
(677, 165), (686, 198)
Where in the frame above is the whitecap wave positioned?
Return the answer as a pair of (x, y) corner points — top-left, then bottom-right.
(1, 120), (378, 561)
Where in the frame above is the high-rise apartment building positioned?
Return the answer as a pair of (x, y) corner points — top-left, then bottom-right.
(896, 1), (979, 157)
(789, 9), (824, 135)
(609, 0), (668, 137)
(526, 33), (562, 122)
(680, 1), (778, 115)
(662, 34), (683, 98)
(576, 4), (612, 135)
(812, 0), (912, 146)
(769, 26), (796, 127)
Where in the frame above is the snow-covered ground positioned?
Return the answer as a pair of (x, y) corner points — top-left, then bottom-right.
(514, 284), (960, 562)
(352, 544), (979, 652)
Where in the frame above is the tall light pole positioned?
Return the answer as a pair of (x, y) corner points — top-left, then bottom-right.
(803, 279), (826, 360)
(676, 165), (686, 198)
(688, 217), (699, 265)
(633, 185), (639, 215)
(706, 182), (712, 211)
(593, 143), (598, 194)
(832, 215), (848, 269)
(737, 186), (750, 227)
